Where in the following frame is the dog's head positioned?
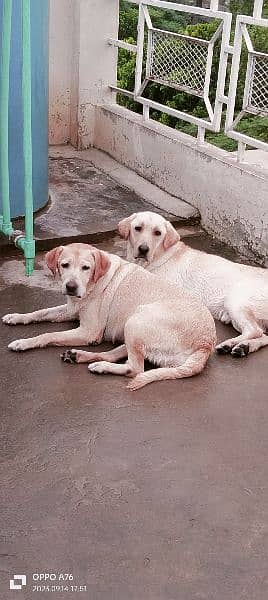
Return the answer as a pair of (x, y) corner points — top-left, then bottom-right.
(45, 243), (111, 299)
(118, 211), (179, 265)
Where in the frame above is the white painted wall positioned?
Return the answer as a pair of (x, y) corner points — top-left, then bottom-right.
(49, 0), (119, 148)
(49, 0), (74, 145)
(94, 104), (268, 263)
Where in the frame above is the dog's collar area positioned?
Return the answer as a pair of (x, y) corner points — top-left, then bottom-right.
(148, 242), (182, 270)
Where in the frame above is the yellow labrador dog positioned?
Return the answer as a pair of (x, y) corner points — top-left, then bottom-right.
(118, 211), (268, 357)
(2, 243), (216, 390)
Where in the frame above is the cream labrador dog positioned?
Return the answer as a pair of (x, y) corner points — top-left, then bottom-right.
(2, 243), (216, 390)
(118, 211), (268, 357)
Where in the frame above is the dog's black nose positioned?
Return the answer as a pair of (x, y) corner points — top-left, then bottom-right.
(66, 281), (78, 295)
(138, 243), (149, 256)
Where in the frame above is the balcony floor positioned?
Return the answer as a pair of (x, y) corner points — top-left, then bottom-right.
(35, 147), (199, 246)
(0, 231), (267, 600)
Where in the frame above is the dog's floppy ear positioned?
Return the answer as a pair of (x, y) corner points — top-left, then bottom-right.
(118, 213), (137, 240)
(92, 249), (111, 283)
(45, 246), (64, 276)
(163, 222), (180, 250)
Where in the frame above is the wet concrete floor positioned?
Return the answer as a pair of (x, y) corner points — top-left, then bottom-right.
(0, 232), (268, 600)
(34, 157), (198, 244)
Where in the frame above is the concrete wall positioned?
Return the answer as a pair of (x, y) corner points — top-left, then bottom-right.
(49, 0), (118, 147)
(94, 104), (268, 263)
(49, 0), (73, 145)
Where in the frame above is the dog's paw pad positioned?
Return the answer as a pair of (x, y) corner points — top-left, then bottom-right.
(216, 344), (232, 355)
(231, 343), (249, 358)
(61, 349), (77, 363)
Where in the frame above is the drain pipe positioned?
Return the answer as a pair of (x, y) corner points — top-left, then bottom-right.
(0, 0), (13, 237)
(15, 0), (35, 276)
(0, 0), (35, 275)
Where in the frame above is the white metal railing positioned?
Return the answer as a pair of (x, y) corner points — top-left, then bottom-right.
(147, 28), (210, 97)
(110, 0), (232, 139)
(109, 0), (268, 159)
(225, 10), (268, 159)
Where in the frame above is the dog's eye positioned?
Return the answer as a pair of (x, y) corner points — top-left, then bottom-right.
(82, 265), (90, 271)
(61, 262), (70, 268)
(135, 226), (142, 232)
(154, 230), (161, 236)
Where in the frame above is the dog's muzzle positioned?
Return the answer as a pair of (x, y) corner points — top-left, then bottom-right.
(137, 243), (149, 259)
(65, 281), (79, 297)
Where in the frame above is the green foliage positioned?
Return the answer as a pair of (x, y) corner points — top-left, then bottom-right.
(118, 41), (136, 91)
(229, 0), (253, 18)
(237, 115), (268, 143)
(230, 0), (268, 18)
(184, 19), (220, 40)
(119, 1), (139, 40)
(117, 41), (142, 113)
(119, 0), (188, 38)
(118, 1), (268, 149)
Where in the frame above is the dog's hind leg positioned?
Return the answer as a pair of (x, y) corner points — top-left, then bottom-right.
(88, 346), (144, 377)
(127, 347), (211, 391)
(87, 317), (145, 378)
(216, 303), (264, 357)
(61, 344), (127, 364)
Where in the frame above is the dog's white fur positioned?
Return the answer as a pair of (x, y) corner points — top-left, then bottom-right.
(118, 211), (268, 357)
(2, 243), (216, 390)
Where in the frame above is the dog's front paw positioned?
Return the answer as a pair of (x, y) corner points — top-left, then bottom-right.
(61, 349), (77, 363)
(88, 361), (109, 374)
(2, 313), (23, 325)
(8, 339), (30, 352)
(231, 343), (249, 358)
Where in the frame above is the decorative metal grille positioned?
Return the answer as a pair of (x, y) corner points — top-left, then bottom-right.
(148, 29), (209, 97)
(247, 53), (268, 115)
(110, 0), (268, 155)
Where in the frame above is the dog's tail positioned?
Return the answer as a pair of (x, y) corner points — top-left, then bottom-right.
(127, 347), (211, 391)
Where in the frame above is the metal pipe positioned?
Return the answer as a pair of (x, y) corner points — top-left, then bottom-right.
(17, 0), (35, 275)
(0, 0), (13, 236)
(108, 38), (137, 53)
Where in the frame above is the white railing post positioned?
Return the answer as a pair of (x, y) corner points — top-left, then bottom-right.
(225, 6), (268, 156)
(135, 3), (146, 96)
(210, 0), (219, 11)
(253, 0), (263, 18)
(197, 126), (205, 144)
